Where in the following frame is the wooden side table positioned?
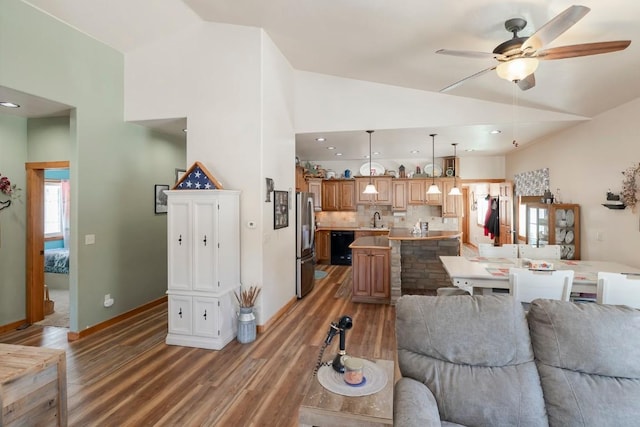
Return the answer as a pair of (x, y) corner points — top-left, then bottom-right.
(0, 344), (67, 426)
(299, 359), (393, 426)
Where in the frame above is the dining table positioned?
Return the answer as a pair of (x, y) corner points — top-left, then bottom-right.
(439, 256), (640, 295)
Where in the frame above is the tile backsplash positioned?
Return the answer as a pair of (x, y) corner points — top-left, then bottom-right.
(315, 205), (458, 231)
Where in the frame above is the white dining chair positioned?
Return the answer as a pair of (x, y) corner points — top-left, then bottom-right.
(509, 267), (574, 305)
(596, 272), (640, 309)
(518, 244), (562, 260)
(478, 243), (519, 258)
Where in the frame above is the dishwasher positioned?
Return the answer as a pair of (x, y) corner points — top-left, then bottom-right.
(331, 231), (354, 265)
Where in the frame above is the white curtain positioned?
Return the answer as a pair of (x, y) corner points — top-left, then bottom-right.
(61, 180), (70, 248)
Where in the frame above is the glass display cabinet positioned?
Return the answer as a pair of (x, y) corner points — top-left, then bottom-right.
(526, 203), (580, 260)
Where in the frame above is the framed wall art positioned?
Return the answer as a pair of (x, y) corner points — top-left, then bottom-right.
(155, 184), (169, 214)
(273, 190), (289, 229)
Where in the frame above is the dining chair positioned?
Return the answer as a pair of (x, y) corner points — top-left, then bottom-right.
(596, 272), (640, 309)
(478, 243), (519, 258)
(509, 267), (574, 304)
(517, 244), (562, 260)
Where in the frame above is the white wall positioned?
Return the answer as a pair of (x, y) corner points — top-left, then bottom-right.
(125, 22), (296, 325)
(507, 97), (640, 267)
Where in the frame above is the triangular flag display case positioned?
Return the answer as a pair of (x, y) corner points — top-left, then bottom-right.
(172, 161), (223, 190)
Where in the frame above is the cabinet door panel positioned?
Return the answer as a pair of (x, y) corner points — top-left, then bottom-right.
(217, 195), (240, 291)
(168, 295), (192, 335)
(370, 251), (390, 298)
(193, 297), (219, 338)
(168, 199), (192, 290)
(192, 199), (217, 292)
(352, 251), (371, 297)
(408, 180), (425, 204)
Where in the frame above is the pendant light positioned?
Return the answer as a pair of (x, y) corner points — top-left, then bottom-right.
(426, 134), (441, 195)
(448, 143), (462, 196)
(363, 130), (378, 194)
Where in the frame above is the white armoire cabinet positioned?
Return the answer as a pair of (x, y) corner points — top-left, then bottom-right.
(165, 189), (241, 350)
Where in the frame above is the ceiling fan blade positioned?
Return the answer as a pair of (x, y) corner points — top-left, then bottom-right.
(436, 49), (504, 60)
(517, 73), (536, 91)
(521, 5), (590, 52)
(440, 66), (496, 92)
(536, 40), (631, 60)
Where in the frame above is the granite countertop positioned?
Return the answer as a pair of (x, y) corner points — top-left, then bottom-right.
(349, 236), (391, 250)
(388, 228), (462, 241)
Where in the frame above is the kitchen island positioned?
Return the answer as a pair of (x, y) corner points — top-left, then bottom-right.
(388, 228), (461, 303)
(350, 228), (462, 304)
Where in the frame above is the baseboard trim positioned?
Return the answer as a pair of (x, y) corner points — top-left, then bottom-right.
(0, 319), (28, 334)
(257, 296), (297, 334)
(67, 296), (167, 341)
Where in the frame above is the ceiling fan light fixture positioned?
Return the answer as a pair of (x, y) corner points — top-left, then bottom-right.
(496, 57), (539, 82)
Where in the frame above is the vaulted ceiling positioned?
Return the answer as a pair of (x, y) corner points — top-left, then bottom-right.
(8, 0), (639, 160)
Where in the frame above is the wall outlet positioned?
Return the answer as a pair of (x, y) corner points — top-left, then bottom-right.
(104, 294), (114, 307)
(85, 234), (96, 245)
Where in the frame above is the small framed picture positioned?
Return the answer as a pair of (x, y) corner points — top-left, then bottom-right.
(273, 190), (289, 229)
(175, 168), (187, 184)
(155, 184), (169, 214)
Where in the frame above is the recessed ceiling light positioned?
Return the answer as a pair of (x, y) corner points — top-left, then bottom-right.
(335, 153), (343, 156)
(315, 137), (326, 142)
(465, 149), (475, 152)
(373, 151), (380, 155)
(410, 150), (420, 154)
(327, 146), (335, 150)
(0, 101), (20, 108)
(490, 129), (501, 134)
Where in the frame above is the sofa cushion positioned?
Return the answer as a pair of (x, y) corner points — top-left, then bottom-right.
(396, 295), (548, 427)
(528, 299), (640, 427)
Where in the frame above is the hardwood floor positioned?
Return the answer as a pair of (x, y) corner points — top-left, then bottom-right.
(0, 265), (397, 426)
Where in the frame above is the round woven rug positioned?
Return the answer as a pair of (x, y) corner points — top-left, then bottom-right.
(314, 270), (328, 280)
(317, 359), (387, 397)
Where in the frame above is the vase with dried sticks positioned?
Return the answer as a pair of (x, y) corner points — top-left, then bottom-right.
(234, 286), (261, 344)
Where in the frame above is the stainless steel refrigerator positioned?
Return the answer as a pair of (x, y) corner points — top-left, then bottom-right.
(296, 192), (316, 298)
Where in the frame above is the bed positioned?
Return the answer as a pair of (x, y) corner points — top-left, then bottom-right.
(44, 248), (69, 290)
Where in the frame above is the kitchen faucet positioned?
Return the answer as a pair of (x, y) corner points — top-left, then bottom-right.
(373, 211), (381, 228)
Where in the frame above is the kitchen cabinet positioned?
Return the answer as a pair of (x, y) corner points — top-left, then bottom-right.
(307, 178), (322, 211)
(295, 165), (306, 192)
(526, 203), (580, 260)
(441, 178), (462, 218)
(392, 180), (407, 211)
(165, 189), (240, 350)
(408, 179), (442, 205)
(315, 230), (331, 264)
(355, 176), (392, 205)
(352, 248), (390, 303)
(322, 179), (356, 211)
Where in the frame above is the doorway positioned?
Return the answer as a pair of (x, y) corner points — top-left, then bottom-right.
(25, 160), (69, 324)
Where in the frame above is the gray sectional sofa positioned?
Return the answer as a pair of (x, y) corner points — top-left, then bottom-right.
(394, 295), (640, 427)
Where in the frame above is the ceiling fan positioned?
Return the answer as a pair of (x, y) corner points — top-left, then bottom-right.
(437, 5), (631, 92)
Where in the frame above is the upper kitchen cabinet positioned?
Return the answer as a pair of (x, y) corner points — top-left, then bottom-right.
(306, 178), (322, 211)
(355, 177), (392, 205)
(322, 179), (356, 211)
(392, 180), (407, 211)
(407, 179), (442, 206)
(441, 179), (462, 218)
(295, 165), (306, 192)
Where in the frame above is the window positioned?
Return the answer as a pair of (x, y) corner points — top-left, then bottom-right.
(44, 180), (63, 237)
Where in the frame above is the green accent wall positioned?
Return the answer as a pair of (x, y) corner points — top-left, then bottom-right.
(0, 1), (185, 330)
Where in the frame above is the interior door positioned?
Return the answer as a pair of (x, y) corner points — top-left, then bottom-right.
(26, 161), (69, 324)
